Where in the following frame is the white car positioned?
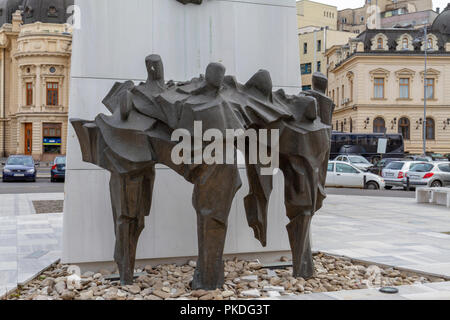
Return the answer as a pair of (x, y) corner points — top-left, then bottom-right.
(334, 155), (373, 171)
(326, 161), (385, 190)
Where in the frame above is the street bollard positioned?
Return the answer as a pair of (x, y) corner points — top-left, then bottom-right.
(407, 177), (410, 192)
(364, 175), (367, 189)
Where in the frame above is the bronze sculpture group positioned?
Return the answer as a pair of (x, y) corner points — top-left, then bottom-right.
(71, 53), (334, 290)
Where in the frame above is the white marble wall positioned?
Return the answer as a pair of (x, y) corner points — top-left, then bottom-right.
(63, 0), (301, 264)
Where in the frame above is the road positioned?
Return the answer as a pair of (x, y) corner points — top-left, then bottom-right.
(0, 180), (416, 198)
(0, 181), (64, 194)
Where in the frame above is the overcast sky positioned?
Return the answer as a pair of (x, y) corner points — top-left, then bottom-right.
(302, 0), (449, 11)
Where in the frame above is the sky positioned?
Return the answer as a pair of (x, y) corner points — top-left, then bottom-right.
(302, 0), (449, 11)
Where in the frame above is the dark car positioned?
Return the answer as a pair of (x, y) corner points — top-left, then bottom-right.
(2, 155), (37, 182)
(51, 156), (66, 182)
(368, 158), (405, 175)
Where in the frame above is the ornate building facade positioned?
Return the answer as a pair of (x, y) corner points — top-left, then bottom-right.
(326, 5), (450, 155)
(0, 0), (73, 161)
(338, 0), (436, 34)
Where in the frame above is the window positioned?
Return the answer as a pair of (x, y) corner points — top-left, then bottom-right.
(373, 117), (386, 133)
(302, 85), (312, 91)
(426, 118), (435, 140)
(336, 163), (359, 174)
(377, 38), (383, 49)
(303, 43), (308, 54)
(327, 163), (334, 172)
(438, 164), (450, 173)
(337, 87), (340, 106)
(398, 117), (410, 140)
(317, 40), (322, 52)
(402, 37), (408, 49)
(26, 83), (33, 106)
(317, 61), (321, 73)
(342, 85), (345, 100)
(399, 78), (409, 99)
(301, 63), (312, 75)
(374, 78), (384, 99)
(43, 123), (62, 154)
(46, 82), (59, 106)
(425, 78), (435, 99)
(349, 78), (354, 101)
(428, 38), (433, 50)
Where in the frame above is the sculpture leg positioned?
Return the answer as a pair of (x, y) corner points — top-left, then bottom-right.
(109, 168), (155, 285)
(191, 164), (241, 290)
(281, 155), (315, 279)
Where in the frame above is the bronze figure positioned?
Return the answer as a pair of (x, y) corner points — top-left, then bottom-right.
(71, 55), (334, 290)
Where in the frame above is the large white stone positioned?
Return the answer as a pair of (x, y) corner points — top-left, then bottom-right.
(63, 0), (300, 265)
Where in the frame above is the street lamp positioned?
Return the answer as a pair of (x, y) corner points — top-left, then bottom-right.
(413, 26), (429, 157)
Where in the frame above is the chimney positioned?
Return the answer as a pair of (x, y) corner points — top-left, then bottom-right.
(436, 8), (440, 14)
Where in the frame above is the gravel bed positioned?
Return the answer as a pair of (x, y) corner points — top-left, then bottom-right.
(33, 200), (64, 214)
(4, 253), (447, 300)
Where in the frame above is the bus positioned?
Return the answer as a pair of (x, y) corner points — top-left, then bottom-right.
(330, 132), (405, 163)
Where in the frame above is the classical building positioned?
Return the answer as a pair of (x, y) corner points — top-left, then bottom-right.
(297, 1), (354, 90)
(326, 5), (450, 155)
(299, 28), (354, 90)
(296, 0), (337, 31)
(338, 0), (437, 34)
(0, 0), (73, 161)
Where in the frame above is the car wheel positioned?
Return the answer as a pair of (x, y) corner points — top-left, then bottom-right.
(384, 186), (393, 190)
(431, 180), (442, 188)
(365, 181), (379, 190)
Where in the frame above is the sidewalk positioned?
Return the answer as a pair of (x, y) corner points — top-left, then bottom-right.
(1, 192), (450, 299)
(0, 193), (63, 297)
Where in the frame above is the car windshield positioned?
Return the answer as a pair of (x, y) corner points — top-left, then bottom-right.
(55, 157), (66, 165)
(385, 162), (404, 170)
(349, 156), (370, 164)
(410, 163), (434, 172)
(6, 157), (33, 166)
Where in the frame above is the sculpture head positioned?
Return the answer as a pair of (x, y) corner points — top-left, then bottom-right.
(245, 69), (273, 100)
(312, 72), (328, 94)
(205, 62), (226, 89)
(145, 54), (165, 85)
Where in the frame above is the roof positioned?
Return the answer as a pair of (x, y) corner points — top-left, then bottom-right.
(431, 3), (450, 35)
(0, 0), (74, 27)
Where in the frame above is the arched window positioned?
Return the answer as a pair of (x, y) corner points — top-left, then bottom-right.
(398, 117), (410, 140)
(426, 118), (435, 140)
(402, 37), (408, 49)
(377, 38), (383, 49)
(428, 38), (433, 49)
(373, 117), (386, 133)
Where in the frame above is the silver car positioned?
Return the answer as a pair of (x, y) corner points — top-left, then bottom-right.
(382, 161), (421, 190)
(404, 162), (450, 189)
(334, 155), (373, 171)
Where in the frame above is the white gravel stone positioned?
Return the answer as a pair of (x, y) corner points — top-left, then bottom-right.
(241, 289), (261, 298)
(263, 286), (285, 292)
(267, 291), (281, 298)
(240, 275), (258, 282)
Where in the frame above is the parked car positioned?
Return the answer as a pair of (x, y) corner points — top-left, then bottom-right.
(326, 161), (385, 190)
(2, 155), (37, 182)
(404, 162), (450, 189)
(368, 157), (404, 175)
(405, 155), (433, 162)
(382, 161), (421, 190)
(333, 155), (373, 171)
(51, 156), (66, 182)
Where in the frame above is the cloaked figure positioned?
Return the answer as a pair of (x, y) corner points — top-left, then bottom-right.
(71, 55), (334, 290)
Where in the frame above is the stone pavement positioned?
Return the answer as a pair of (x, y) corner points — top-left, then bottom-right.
(1, 192), (450, 299)
(0, 193), (63, 298)
(312, 195), (450, 278)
